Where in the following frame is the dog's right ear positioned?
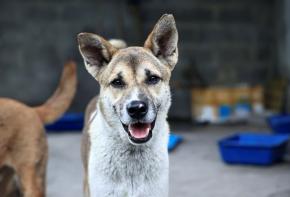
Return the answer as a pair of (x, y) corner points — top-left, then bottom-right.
(77, 33), (117, 79)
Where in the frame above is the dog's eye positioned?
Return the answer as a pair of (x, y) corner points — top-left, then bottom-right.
(110, 78), (126, 88)
(146, 75), (161, 85)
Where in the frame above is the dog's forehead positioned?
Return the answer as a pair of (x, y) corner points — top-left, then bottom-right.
(110, 47), (161, 70)
(100, 46), (171, 82)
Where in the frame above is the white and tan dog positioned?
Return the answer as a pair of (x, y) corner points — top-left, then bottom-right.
(78, 14), (178, 197)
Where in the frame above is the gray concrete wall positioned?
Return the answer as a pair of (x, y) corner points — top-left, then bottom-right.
(276, 0), (290, 112)
(0, 0), (277, 118)
(277, 0), (290, 78)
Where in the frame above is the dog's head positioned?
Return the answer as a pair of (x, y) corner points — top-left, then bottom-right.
(78, 14), (178, 145)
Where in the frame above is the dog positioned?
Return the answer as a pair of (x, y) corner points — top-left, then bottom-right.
(78, 14), (178, 197)
(0, 61), (77, 197)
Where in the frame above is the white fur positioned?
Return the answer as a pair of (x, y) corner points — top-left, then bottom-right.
(89, 110), (97, 122)
(87, 104), (169, 197)
(109, 39), (127, 49)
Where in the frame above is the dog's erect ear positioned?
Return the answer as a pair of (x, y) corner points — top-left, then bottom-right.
(144, 14), (178, 70)
(78, 33), (117, 78)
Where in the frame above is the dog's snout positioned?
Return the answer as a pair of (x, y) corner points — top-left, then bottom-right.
(127, 100), (148, 119)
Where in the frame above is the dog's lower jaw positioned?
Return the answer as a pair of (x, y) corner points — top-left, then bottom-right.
(88, 110), (169, 197)
(121, 119), (156, 145)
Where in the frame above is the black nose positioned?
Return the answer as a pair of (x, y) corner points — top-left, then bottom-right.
(127, 100), (148, 119)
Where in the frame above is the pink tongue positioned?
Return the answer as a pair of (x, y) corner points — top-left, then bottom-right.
(129, 123), (151, 139)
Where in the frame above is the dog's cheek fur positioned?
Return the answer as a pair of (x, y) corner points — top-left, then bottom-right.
(99, 86), (133, 127)
(148, 82), (171, 114)
(99, 87), (121, 125)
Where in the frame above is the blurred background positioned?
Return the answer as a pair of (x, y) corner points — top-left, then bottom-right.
(1, 0), (290, 197)
(1, 0), (290, 118)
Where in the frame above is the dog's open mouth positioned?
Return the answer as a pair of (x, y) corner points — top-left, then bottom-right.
(122, 120), (155, 144)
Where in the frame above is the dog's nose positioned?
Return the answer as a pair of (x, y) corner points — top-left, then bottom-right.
(127, 100), (148, 119)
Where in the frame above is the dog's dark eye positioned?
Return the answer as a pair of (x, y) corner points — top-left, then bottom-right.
(146, 75), (161, 85)
(110, 78), (126, 88)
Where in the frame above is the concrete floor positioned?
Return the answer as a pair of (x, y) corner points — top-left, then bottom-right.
(47, 123), (290, 197)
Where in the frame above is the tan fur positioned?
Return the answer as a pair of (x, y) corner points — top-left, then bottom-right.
(35, 61), (78, 124)
(0, 61), (77, 197)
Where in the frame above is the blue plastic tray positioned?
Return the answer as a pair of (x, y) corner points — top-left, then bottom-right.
(218, 133), (289, 165)
(268, 114), (290, 134)
(45, 113), (84, 131)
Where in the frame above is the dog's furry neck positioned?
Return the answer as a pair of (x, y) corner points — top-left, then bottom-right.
(87, 101), (169, 196)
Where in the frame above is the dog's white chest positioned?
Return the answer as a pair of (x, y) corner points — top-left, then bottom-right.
(87, 116), (169, 197)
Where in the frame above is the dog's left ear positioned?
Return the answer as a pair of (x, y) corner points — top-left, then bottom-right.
(144, 14), (178, 70)
(77, 33), (117, 79)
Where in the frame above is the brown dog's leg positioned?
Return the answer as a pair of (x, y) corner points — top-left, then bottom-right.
(17, 165), (44, 197)
(36, 153), (47, 197)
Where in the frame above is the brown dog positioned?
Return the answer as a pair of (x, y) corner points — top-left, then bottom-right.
(0, 61), (77, 197)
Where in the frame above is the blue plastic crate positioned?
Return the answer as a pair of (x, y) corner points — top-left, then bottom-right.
(219, 105), (232, 122)
(45, 113), (84, 131)
(218, 133), (289, 165)
(268, 114), (290, 134)
(168, 134), (183, 152)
